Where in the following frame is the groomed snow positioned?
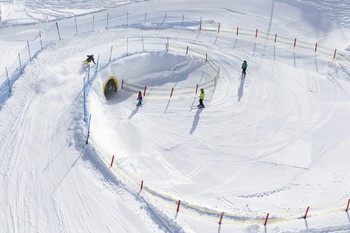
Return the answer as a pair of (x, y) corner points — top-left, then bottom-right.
(1, 0), (350, 232)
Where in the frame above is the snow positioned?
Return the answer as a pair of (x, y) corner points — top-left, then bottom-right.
(1, 0), (350, 232)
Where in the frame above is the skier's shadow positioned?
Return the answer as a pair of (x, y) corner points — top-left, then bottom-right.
(189, 108), (203, 135)
(238, 75), (246, 102)
(129, 106), (140, 119)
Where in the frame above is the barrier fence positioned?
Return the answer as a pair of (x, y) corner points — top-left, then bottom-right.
(1, 10), (349, 227)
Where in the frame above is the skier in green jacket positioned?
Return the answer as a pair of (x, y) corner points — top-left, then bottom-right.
(198, 88), (205, 108)
(241, 60), (247, 77)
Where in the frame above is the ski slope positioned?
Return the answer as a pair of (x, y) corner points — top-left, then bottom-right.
(0, 0), (350, 232)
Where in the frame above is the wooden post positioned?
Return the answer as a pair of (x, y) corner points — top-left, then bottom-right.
(346, 199), (350, 212)
(264, 213), (269, 225)
(205, 53), (208, 62)
(303, 206), (310, 219)
(106, 13), (109, 29)
(333, 49), (337, 60)
(170, 87), (174, 97)
(121, 80), (124, 89)
(142, 37), (144, 52)
(199, 16), (202, 31)
(166, 37), (169, 51)
(5, 67), (11, 93)
(274, 33), (277, 43)
(39, 31), (43, 50)
(162, 13), (167, 24)
(110, 155), (115, 167)
(27, 40), (32, 62)
(217, 23), (220, 33)
(315, 43), (318, 52)
(144, 12), (147, 22)
(93, 15), (95, 30)
(18, 53), (23, 74)
(176, 200), (181, 212)
(143, 86), (147, 96)
(186, 46), (189, 55)
(236, 26), (239, 36)
(74, 18), (78, 35)
(255, 28), (258, 38)
(182, 15), (184, 27)
(56, 22), (61, 40)
(218, 212), (224, 225)
(140, 180), (144, 190)
(195, 84), (198, 94)
(294, 38), (297, 47)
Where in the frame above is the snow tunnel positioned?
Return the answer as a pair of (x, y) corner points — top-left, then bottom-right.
(103, 76), (118, 99)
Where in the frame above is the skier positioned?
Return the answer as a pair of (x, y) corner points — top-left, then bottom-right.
(136, 91), (143, 106)
(84, 55), (96, 65)
(241, 60), (247, 77)
(198, 88), (205, 108)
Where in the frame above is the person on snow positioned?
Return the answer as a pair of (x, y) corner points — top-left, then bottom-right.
(241, 60), (247, 77)
(136, 91), (143, 106)
(85, 55), (96, 64)
(198, 88), (205, 108)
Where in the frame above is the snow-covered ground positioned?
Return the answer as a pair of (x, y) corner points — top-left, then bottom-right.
(1, 0), (350, 232)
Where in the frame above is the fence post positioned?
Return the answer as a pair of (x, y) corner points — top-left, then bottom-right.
(144, 12), (147, 22)
(140, 180), (144, 190)
(333, 49), (337, 60)
(217, 23), (220, 33)
(186, 46), (189, 55)
(143, 86), (147, 96)
(199, 16), (202, 31)
(74, 18), (78, 35)
(219, 212), (224, 225)
(303, 206), (310, 219)
(315, 43), (318, 52)
(255, 28), (258, 38)
(274, 33), (277, 43)
(106, 13), (109, 29)
(236, 26), (239, 36)
(18, 53), (23, 74)
(56, 22), (61, 41)
(39, 31), (43, 50)
(142, 37), (145, 52)
(109, 45), (113, 63)
(110, 155), (115, 167)
(126, 38), (129, 56)
(93, 15), (95, 30)
(121, 79), (124, 89)
(126, 12), (129, 26)
(294, 38), (297, 47)
(166, 37), (169, 51)
(162, 13), (167, 24)
(264, 213), (269, 226)
(176, 200), (181, 212)
(205, 53), (208, 62)
(195, 84), (198, 94)
(182, 15), (184, 27)
(170, 87), (174, 97)
(346, 199), (350, 212)
(85, 114), (92, 144)
(27, 40), (32, 62)
(5, 67), (11, 93)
